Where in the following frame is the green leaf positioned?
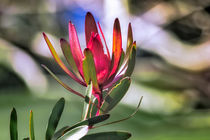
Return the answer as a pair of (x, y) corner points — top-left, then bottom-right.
(126, 23), (133, 56)
(80, 131), (131, 140)
(23, 138), (29, 140)
(100, 77), (131, 114)
(53, 114), (110, 139)
(95, 96), (143, 128)
(118, 51), (125, 69)
(29, 110), (35, 140)
(10, 108), (18, 140)
(89, 97), (98, 117)
(124, 42), (136, 77)
(82, 82), (93, 120)
(58, 125), (89, 140)
(83, 48), (99, 91)
(42, 65), (85, 98)
(60, 39), (80, 78)
(45, 98), (65, 140)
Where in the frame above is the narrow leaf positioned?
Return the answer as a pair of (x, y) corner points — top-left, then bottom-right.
(10, 108), (18, 140)
(89, 97), (98, 118)
(58, 125), (89, 140)
(126, 23), (133, 56)
(42, 33), (84, 86)
(124, 42), (136, 77)
(45, 98), (65, 140)
(80, 131), (131, 140)
(42, 65), (85, 98)
(97, 22), (110, 59)
(29, 110), (35, 140)
(83, 48), (99, 91)
(109, 18), (122, 79)
(60, 39), (81, 80)
(82, 82), (93, 120)
(53, 114), (110, 139)
(94, 96), (143, 128)
(100, 77), (131, 114)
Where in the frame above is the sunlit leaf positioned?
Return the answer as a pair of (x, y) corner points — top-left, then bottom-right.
(100, 77), (131, 114)
(82, 82), (93, 120)
(60, 38), (81, 79)
(83, 48), (99, 91)
(42, 33), (84, 85)
(29, 110), (35, 140)
(45, 98), (65, 140)
(124, 42), (136, 77)
(10, 108), (18, 140)
(58, 125), (89, 140)
(109, 18), (122, 80)
(126, 23), (133, 56)
(80, 131), (131, 140)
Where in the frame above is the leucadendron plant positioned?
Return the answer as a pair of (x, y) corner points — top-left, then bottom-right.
(9, 12), (142, 140)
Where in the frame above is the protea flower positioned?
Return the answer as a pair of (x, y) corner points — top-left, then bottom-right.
(42, 12), (136, 116)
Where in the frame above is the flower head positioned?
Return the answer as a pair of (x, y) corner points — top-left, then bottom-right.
(43, 12), (136, 113)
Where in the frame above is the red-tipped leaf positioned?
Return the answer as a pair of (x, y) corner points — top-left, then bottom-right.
(60, 38), (85, 84)
(109, 18), (122, 79)
(83, 48), (100, 91)
(85, 12), (98, 46)
(43, 33), (84, 85)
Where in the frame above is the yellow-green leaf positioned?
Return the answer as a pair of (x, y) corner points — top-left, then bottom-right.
(29, 110), (35, 140)
(124, 42), (136, 77)
(60, 39), (81, 78)
(83, 48), (99, 91)
(82, 82), (93, 120)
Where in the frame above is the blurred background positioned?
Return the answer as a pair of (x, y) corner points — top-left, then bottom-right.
(1, 0), (210, 139)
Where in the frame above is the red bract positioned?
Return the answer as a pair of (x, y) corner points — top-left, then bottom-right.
(43, 12), (136, 112)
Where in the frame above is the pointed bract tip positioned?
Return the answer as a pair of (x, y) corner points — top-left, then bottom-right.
(115, 18), (119, 22)
(42, 32), (46, 37)
(133, 41), (136, 49)
(69, 21), (73, 26)
(84, 48), (91, 53)
(86, 12), (93, 17)
(30, 110), (33, 113)
(128, 23), (132, 31)
(12, 107), (16, 111)
(60, 38), (65, 43)
(114, 18), (121, 30)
